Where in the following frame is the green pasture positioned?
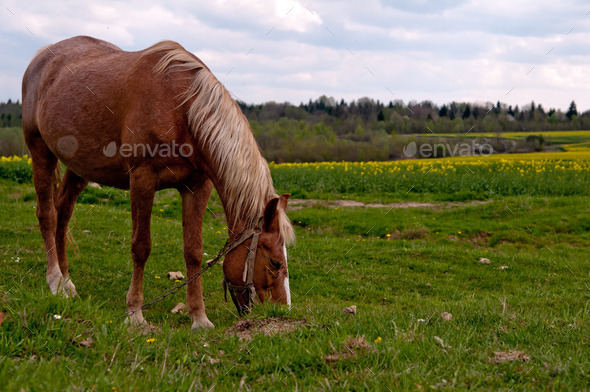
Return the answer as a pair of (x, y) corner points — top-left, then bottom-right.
(410, 130), (590, 151)
(0, 156), (589, 391)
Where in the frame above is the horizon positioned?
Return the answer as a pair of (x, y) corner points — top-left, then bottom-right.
(0, 95), (583, 114)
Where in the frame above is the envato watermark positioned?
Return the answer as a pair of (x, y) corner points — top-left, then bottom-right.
(403, 140), (493, 158)
(102, 141), (194, 158)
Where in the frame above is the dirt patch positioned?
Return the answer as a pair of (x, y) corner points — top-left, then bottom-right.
(488, 350), (530, 363)
(288, 199), (491, 210)
(388, 227), (429, 240)
(470, 232), (491, 246)
(324, 335), (375, 362)
(226, 317), (306, 340)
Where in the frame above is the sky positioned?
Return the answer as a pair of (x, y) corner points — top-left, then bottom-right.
(1, 0), (590, 111)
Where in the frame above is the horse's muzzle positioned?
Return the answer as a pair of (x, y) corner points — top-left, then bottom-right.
(223, 278), (256, 316)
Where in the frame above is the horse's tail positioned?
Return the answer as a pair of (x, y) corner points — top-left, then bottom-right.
(54, 163), (62, 194)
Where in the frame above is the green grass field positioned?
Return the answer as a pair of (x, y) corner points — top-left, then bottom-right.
(1, 155), (589, 391)
(412, 130), (590, 152)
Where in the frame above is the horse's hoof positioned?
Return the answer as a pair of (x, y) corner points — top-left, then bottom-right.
(191, 315), (215, 330)
(48, 274), (76, 297)
(62, 279), (77, 298)
(125, 311), (145, 326)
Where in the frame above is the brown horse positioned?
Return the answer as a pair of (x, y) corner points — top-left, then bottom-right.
(22, 36), (295, 329)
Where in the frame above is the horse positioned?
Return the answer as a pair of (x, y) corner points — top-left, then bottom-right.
(22, 36), (295, 329)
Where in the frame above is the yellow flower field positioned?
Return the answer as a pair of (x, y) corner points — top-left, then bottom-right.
(1, 152), (589, 197)
(270, 152), (590, 197)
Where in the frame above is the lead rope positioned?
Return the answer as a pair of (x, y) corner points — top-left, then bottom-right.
(121, 226), (258, 319)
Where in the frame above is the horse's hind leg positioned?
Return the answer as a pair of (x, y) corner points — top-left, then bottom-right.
(54, 169), (89, 296)
(25, 131), (68, 295)
(126, 167), (156, 325)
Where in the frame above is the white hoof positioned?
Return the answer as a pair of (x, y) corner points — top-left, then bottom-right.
(47, 272), (76, 297)
(191, 314), (215, 330)
(126, 310), (145, 326)
(61, 278), (77, 298)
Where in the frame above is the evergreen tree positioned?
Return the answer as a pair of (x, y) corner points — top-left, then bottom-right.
(566, 100), (578, 120)
(462, 105), (471, 119)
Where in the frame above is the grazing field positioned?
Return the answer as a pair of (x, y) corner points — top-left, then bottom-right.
(271, 151), (590, 201)
(414, 130), (590, 144)
(1, 153), (589, 391)
(412, 130), (590, 152)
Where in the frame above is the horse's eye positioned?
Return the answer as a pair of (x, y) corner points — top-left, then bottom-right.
(269, 258), (282, 269)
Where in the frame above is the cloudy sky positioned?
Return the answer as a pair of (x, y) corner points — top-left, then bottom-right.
(1, 0), (589, 111)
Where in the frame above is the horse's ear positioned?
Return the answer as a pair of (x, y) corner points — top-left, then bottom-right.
(279, 193), (290, 211)
(263, 197), (280, 233)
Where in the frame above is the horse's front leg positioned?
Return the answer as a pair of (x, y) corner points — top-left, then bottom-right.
(126, 167), (156, 325)
(181, 179), (214, 330)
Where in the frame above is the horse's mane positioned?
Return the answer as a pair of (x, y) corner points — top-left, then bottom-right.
(140, 41), (294, 244)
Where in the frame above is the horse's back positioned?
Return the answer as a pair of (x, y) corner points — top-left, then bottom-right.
(22, 36), (123, 130)
(22, 36), (196, 188)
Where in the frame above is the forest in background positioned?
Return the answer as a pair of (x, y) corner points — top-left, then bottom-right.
(1, 97), (588, 161)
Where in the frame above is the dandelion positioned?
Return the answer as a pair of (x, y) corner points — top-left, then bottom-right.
(386, 234), (391, 237)
(146, 338), (156, 343)
(159, 209), (164, 212)
(374, 336), (382, 343)
(155, 275), (160, 279)
(458, 231), (461, 234)
(216, 231), (221, 234)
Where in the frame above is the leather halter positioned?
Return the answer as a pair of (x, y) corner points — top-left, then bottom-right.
(221, 219), (262, 315)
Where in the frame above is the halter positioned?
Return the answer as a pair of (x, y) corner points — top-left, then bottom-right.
(222, 218), (263, 315)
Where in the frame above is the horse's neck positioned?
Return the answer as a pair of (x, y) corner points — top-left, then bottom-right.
(206, 174), (256, 234)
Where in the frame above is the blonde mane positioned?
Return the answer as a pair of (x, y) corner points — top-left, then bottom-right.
(141, 41), (294, 244)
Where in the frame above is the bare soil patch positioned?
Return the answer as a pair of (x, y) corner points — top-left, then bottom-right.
(324, 335), (375, 362)
(488, 350), (530, 363)
(226, 317), (306, 340)
(288, 199), (491, 210)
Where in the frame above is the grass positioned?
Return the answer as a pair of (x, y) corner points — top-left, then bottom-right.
(412, 130), (590, 152)
(271, 152), (590, 201)
(1, 154), (590, 390)
(413, 130), (590, 143)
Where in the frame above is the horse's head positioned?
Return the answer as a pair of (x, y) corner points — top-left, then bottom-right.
(223, 194), (293, 315)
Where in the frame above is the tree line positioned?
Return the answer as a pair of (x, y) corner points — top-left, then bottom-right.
(1, 97), (587, 161)
(238, 97), (587, 161)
